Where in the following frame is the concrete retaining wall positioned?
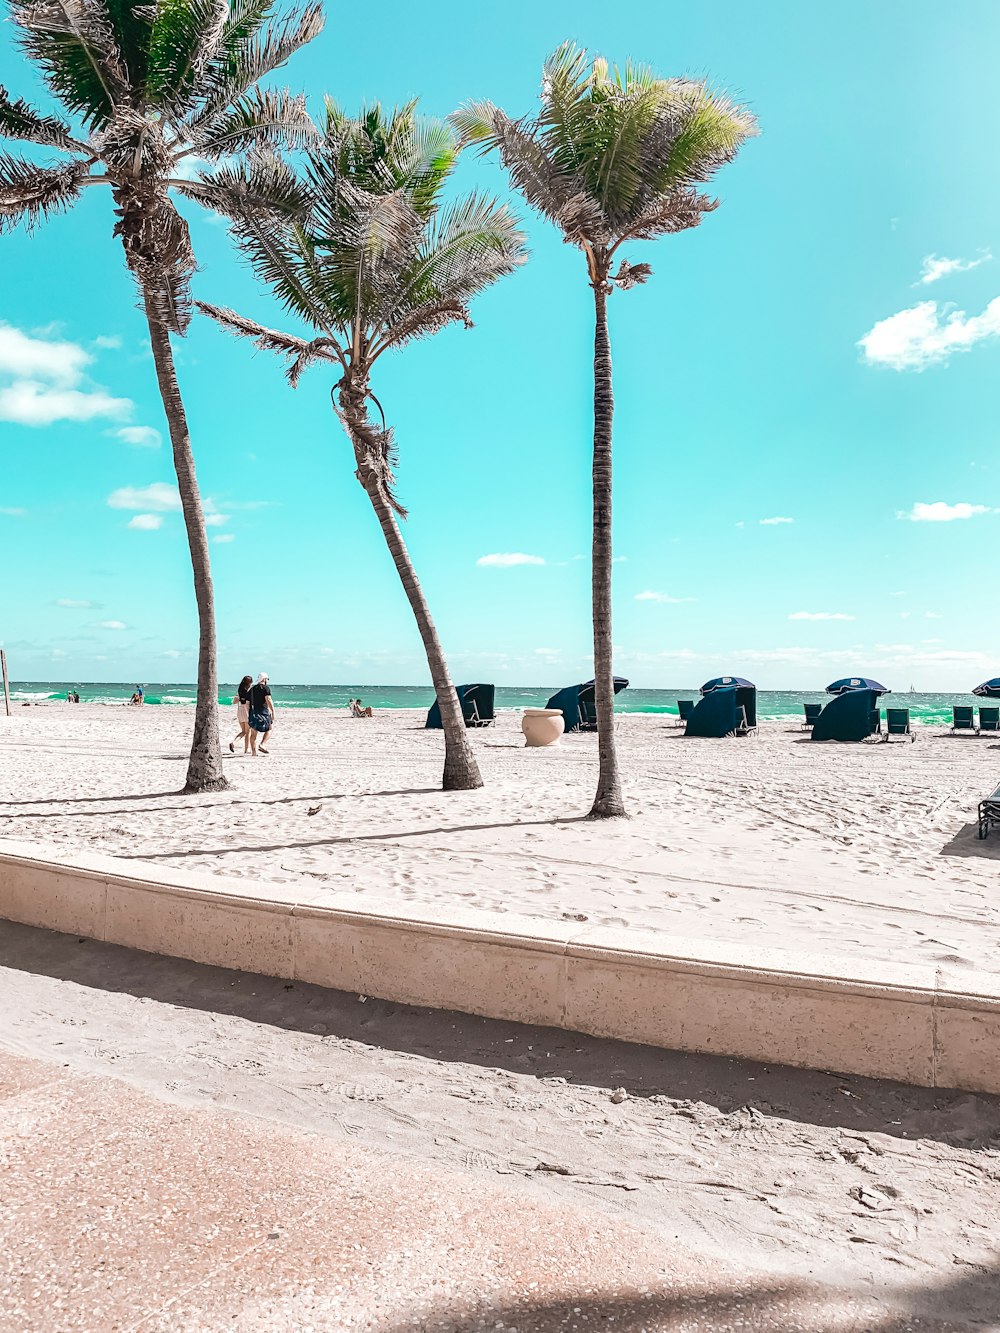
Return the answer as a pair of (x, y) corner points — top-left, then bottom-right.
(1, 840), (997, 1093)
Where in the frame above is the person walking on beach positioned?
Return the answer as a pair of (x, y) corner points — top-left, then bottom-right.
(230, 675), (253, 754)
(248, 672), (274, 756)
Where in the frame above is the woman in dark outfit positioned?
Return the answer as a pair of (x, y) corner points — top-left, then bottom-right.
(230, 674), (253, 754)
(248, 672), (274, 756)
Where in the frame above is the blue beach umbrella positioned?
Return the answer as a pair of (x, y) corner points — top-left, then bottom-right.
(825, 677), (889, 696)
(700, 676), (754, 694)
(973, 678), (1000, 697)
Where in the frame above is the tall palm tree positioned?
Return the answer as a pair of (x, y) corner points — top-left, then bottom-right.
(453, 43), (756, 817)
(0, 0), (323, 791)
(194, 102), (525, 791)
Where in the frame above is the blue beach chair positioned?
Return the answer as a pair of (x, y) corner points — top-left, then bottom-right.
(885, 707), (914, 742)
(802, 703), (822, 730)
(952, 706), (978, 735)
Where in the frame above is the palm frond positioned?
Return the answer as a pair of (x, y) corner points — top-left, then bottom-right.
(0, 151), (85, 231)
(101, 0), (154, 89)
(370, 297), (470, 357)
(146, 0), (228, 110)
(0, 86), (79, 149)
(189, 155), (337, 330)
(654, 88), (757, 190)
(191, 86), (315, 158)
(191, 1), (323, 129)
(611, 258), (651, 289)
(11, 0), (128, 127)
(616, 187), (717, 244)
(196, 299), (340, 382)
(451, 99), (603, 245)
(388, 192), (525, 320)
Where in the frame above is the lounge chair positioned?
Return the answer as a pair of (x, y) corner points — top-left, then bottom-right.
(953, 705), (978, 735)
(980, 707), (1000, 733)
(802, 703), (822, 729)
(579, 698), (598, 730)
(885, 707), (914, 742)
(978, 782), (1000, 838)
(676, 699), (694, 726)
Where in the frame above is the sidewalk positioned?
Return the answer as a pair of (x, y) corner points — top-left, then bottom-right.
(0, 1048), (964, 1332)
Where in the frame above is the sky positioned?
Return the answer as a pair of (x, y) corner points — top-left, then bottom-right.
(3, 0), (1000, 690)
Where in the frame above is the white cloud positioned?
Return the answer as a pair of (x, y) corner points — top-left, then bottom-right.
(109, 483), (180, 512)
(0, 506), (26, 517)
(922, 637), (944, 644)
(925, 611), (942, 619)
(759, 516), (794, 526)
(900, 501), (990, 522)
(93, 334), (122, 350)
(0, 323), (90, 384)
(98, 620), (126, 630)
(212, 533), (235, 544)
(476, 552), (545, 567)
(109, 425), (161, 448)
(0, 324), (132, 426)
(0, 381), (131, 426)
(859, 298), (1000, 371)
(634, 590), (695, 604)
(204, 513), (229, 527)
(787, 611), (855, 621)
(127, 514), (163, 531)
(612, 555), (627, 564)
(916, 252), (991, 286)
(55, 598), (95, 609)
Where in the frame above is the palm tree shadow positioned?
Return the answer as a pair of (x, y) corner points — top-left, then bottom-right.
(0, 786), (439, 810)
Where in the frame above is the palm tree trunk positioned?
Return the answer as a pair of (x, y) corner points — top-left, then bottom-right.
(589, 280), (626, 818)
(142, 287), (227, 793)
(361, 475), (484, 791)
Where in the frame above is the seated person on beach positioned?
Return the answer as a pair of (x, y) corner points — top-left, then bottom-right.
(128, 691), (141, 705)
(350, 698), (374, 717)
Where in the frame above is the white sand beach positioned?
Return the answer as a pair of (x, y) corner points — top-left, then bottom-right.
(2, 704), (999, 981)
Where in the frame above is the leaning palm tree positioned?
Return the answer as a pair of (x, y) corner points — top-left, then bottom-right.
(194, 101), (526, 790)
(0, 0), (323, 791)
(454, 43), (756, 817)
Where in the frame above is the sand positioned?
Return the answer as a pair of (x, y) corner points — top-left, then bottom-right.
(2, 921), (998, 1328)
(3, 704), (1000, 1326)
(1, 703), (999, 978)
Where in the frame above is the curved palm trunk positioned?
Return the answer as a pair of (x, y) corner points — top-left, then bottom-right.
(361, 476), (483, 791)
(142, 288), (227, 793)
(589, 281), (626, 818)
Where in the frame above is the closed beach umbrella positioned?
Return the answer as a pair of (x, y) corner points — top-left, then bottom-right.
(825, 677), (889, 696)
(973, 678), (1000, 697)
(700, 676), (754, 694)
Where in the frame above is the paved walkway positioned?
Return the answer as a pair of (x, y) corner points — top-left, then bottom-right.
(0, 1048), (970, 1331)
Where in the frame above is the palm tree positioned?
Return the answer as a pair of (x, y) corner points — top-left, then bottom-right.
(453, 43), (756, 817)
(194, 102), (525, 790)
(0, 0), (323, 791)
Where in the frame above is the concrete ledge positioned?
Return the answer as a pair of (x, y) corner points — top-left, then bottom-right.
(1, 839), (997, 1094)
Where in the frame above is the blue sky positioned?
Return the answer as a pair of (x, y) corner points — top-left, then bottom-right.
(3, 0), (1000, 689)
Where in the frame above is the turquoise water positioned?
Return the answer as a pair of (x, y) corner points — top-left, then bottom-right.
(8, 681), (985, 725)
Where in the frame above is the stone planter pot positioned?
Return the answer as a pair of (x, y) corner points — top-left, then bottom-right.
(521, 708), (565, 747)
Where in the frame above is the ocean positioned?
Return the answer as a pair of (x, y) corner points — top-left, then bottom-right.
(6, 682), (984, 726)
